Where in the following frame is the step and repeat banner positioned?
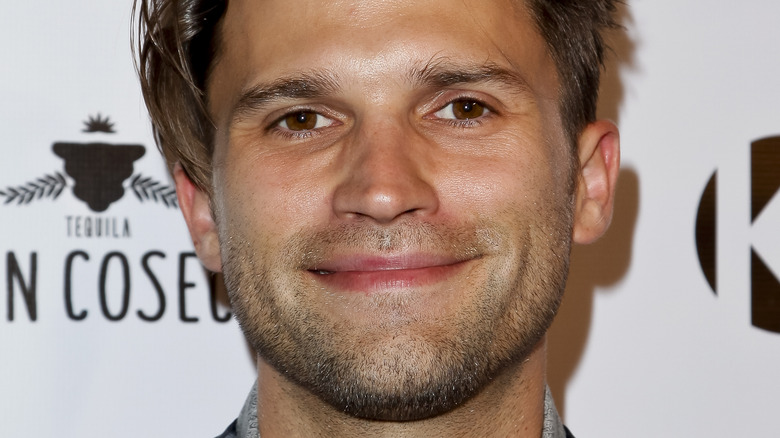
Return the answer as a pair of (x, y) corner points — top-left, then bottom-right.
(1, 1), (778, 437)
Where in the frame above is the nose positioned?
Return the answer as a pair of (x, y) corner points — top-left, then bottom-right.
(332, 119), (438, 224)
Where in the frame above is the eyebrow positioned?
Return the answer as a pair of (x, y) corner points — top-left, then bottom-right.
(228, 59), (531, 124)
(407, 58), (532, 94)
(230, 70), (341, 123)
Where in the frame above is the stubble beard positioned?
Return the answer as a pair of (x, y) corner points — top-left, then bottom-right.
(219, 204), (573, 421)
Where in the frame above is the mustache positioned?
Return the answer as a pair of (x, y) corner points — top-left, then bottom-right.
(281, 220), (504, 270)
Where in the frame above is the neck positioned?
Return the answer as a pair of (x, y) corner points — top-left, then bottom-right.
(255, 338), (549, 438)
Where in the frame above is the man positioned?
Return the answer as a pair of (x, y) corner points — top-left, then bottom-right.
(135, 0), (621, 436)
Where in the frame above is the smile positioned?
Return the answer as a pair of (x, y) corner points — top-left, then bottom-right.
(307, 254), (476, 294)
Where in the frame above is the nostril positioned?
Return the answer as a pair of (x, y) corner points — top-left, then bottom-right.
(332, 177), (438, 224)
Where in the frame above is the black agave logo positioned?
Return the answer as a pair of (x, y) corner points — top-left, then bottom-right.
(0, 114), (177, 212)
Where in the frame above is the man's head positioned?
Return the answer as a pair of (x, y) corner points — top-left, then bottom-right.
(135, 0), (620, 422)
(135, 0), (619, 193)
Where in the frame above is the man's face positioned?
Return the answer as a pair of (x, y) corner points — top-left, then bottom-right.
(205, 0), (575, 421)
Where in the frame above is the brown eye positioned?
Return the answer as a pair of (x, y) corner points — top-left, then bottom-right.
(434, 99), (490, 121)
(451, 100), (485, 119)
(282, 111), (319, 131)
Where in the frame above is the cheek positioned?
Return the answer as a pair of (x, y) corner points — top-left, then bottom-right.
(216, 147), (332, 243)
(434, 133), (565, 216)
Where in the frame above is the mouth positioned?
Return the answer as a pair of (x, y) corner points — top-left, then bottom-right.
(306, 253), (477, 294)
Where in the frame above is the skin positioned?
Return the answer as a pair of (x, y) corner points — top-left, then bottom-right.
(175, 0), (620, 436)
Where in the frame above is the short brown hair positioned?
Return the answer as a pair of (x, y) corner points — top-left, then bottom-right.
(134, 0), (621, 192)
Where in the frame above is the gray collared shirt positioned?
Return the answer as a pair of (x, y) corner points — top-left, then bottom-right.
(222, 382), (570, 438)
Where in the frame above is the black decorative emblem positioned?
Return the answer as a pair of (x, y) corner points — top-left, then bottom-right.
(0, 114), (177, 212)
(695, 135), (780, 333)
(53, 142), (144, 212)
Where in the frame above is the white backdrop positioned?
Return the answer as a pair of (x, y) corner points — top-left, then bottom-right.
(1, 1), (778, 437)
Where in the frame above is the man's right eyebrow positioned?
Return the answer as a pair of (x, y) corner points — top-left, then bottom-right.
(229, 71), (341, 123)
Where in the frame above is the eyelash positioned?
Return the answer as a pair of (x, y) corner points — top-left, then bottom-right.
(269, 125), (317, 140)
(442, 117), (485, 129)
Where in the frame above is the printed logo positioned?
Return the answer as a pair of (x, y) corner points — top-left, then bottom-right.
(0, 114), (177, 212)
(695, 135), (780, 333)
(2, 114), (229, 324)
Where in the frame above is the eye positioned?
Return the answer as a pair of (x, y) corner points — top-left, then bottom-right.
(434, 99), (489, 120)
(278, 111), (334, 131)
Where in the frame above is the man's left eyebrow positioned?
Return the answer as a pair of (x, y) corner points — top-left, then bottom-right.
(407, 60), (532, 93)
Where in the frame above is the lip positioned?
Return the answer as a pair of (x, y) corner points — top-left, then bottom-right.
(307, 253), (475, 294)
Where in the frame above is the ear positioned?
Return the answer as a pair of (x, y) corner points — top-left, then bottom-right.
(572, 120), (621, 245)
(173, 163), (223, 272)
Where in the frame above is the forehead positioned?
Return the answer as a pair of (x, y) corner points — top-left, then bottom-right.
(208, 0), (557, 120)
